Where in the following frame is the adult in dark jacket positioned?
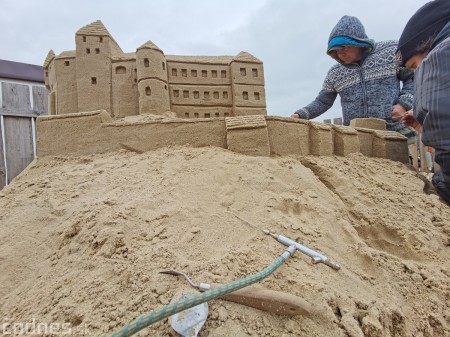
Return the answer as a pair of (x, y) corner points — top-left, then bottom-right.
(292, 15), (415, 142)
(396, 0), (450, 203)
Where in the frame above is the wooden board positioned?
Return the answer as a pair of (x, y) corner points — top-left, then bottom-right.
(3, 116), (34, 185)
(1, 82), (31, 114)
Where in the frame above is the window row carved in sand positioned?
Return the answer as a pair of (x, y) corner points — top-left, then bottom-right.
(183, 111), (231, 119)
(169, 67), (258, 78)
(172, 89), (261, 101)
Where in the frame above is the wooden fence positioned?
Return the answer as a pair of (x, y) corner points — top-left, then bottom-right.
(0, 79), (47, 189)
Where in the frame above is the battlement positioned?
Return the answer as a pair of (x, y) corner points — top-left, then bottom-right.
(36, 111), (408, 163)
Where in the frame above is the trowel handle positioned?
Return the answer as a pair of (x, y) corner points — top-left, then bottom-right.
(210, 284), (313, 316)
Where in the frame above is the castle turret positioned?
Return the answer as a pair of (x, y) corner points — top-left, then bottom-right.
(136, 41), (170, 114)
(43, 50), (56, 115)
(43, 50), (55, 90)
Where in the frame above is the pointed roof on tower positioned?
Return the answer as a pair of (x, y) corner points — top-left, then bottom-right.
(76, 20), (111, 37)
(76, 20), (123, 55)
(43, 49), (55, 68)
(232, 51), (262, 64)
(137, 40), (163, 53)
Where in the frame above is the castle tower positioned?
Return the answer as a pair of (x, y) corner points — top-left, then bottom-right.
(230, 52), (266, 116)
(136, 41), (170, 114)
(43, 50), (56, 115)
(75, 20), (123, 115)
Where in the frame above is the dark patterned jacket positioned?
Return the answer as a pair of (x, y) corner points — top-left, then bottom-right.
(414, 22), (450, 149)
(295, 17), (414, 131)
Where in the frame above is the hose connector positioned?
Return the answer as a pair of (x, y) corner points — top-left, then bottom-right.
(264, 230), (340, 270)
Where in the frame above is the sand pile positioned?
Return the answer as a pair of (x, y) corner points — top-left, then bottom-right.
(0, 146), (449, 337)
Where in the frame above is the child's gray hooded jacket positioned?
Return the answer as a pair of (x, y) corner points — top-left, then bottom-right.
(294, 16), (414, 131)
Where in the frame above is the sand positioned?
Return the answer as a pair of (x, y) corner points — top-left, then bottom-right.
(0, 146), (449, 337)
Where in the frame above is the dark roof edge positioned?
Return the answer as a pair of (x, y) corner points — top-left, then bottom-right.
(0, 59), (44, 83)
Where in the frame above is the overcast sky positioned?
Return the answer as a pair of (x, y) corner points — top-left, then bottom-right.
(0, 0), (428, 121)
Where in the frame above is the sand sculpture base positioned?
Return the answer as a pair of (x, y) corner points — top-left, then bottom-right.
(36, 111), (409, 163)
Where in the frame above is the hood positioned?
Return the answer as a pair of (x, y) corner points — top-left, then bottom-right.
(431, 21), (450, 50)
(328, 16), (375, 46)
(327, 16), (375, 61)
(397, 0), (450, 66)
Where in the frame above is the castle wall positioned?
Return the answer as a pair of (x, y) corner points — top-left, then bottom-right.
(309, 122), (334, 156)
(111, 60), (139, 117)
(169, 85), (232, 107)
(36, 111), (226, 156)
(37, 111), (114, 156)
(36, 112), (409, 165)
(167, 61), (233, 118)
(167, 62), (231, 86)
(266, 117), (309, 156)
(225, 115), (270, 156)
(372, 131), (409, 163)
(332, 125), (360, 157)
(170, 106), (232, 119)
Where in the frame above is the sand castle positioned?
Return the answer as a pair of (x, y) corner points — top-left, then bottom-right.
(43, 20), (266, 118)
(39, 21), (409, 165)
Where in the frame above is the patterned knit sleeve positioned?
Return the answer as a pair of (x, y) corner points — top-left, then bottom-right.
(396, 66), (414, 110)
(293, 74), (338, 119)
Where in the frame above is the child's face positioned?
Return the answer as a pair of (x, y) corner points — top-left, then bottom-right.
(336, 46), (364, 64)
(405, 53), (427, 70)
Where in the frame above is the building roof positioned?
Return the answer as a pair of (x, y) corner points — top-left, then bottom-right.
(0, 59), (44, 83)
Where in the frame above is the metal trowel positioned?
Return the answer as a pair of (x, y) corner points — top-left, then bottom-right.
(169, 298), (208, 337)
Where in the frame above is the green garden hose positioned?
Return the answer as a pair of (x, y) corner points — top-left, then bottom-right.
(110, 245), (296, 337)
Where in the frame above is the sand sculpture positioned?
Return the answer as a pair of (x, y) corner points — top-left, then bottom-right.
(43, 20), (266, 118)
(39, 21), (409, 165)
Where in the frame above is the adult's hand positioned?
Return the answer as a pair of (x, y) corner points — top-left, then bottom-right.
(290, 113), (300, 119)
(392, 104), (407, 121)
(402, 110), (422, 133)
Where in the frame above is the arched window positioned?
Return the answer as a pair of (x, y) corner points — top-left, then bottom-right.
(145, 86), (151, 96)
(115, 66), (126, 74)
